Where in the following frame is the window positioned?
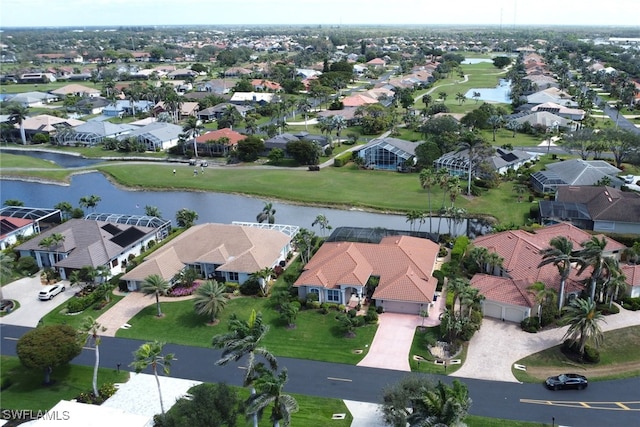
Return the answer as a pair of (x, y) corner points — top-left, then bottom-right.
(111, 259), (118, 267)
(228, 272), (239, 282)
(327, 289), (340, 303)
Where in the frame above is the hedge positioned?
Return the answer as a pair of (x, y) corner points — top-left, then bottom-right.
(451, 236), (470, 263)
(333, 152), (353, 167)
(66, 284), (111, 314)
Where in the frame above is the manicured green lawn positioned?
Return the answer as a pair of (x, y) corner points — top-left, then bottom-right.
(117, 295), (377, 364)
(512, 326), (640, 383)
(466, 416), (550, 427)
(0, 356), (129, 411)
(0, 152), (61, 169)
(40, 293), (125, 329)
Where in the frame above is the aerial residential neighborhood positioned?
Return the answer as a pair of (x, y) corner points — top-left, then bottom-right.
(0, 6), (639, 427)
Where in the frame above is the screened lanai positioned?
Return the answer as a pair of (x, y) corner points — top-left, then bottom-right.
(356, 137), (417, 171)
(84, 213), (171, 239)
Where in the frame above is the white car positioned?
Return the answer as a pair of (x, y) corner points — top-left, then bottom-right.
(38, 284), (65, 301)
(624, 175), (635, 184)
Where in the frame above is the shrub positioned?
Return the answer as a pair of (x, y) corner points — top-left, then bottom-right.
(364, 309), (378, 323)
(597, 303), (619, 315)
(239, 278), (261, 296)
(376, 305), (384, 314)
(583, 345), (600, 363)
(520, 316), (540, 333)
(337, 304), (346, 312)
(450, 236), (470, 263)
(621, 297), (640, 311)
(333, 152), (353, 167)
(283, 270), (300, 286)
(16, 256), (39, 275)
(348, 309), (357, 318)
(308, 301), (321, 309)
(224, 282), (239, 293)
(169, 281), (202, 297)
(353, 316), (366, 327)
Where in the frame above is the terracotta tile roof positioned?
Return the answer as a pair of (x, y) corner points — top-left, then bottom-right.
(0, 216), (33, 239)
(121, 223), (291, 281)
(471, 223), (625, 306)
(195, 128), (246, 145)
(470, 274), (535, 307)
(342, 94), (378, 107)
(621, 264), (640, 290)
(294, 235), (439, 304)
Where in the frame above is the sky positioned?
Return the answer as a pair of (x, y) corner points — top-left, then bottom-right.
(0, 0), (639, 28)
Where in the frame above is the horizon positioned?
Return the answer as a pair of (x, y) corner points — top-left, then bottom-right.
(1, 0), (639, 29)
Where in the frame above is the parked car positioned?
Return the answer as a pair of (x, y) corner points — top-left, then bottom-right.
(545, 373), (588, 390)
(38, 284), (65, 301)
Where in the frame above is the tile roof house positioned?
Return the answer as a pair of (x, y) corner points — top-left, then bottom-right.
(294, 235), (439, 314)
(470, 223), (626, 322)
(195, 128), (246, 156)
(341, 93), (379, 107)
(60, 120), (135, 146)
(5, 91), (59, 107)
(531, 102), (585, 121)
(229, 92), (274, 105)
(531, 159), (623, 193)
(18, 114), (85, 138)
(539, 185), (640, 234)
(50, 84), (101, 98)
(197, 103), (253, 121)
(0, 216), (35, 250)
(434, 147), (537, 178)
(526, 87), (578, 107)
(620, 264), (640, 298)
(15, 218), (159, 281)
(251, 79), (283, 92)
(120, 223), (293, 291)
(512, 111), (576, 131)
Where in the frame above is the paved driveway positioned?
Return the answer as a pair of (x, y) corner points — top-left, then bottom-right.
(357, 295), (445, 371)
(0, 276), (74, 327)
(451, 305), (640, 383)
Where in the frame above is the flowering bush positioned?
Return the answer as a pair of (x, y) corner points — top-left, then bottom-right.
(168, 281), (203, 297)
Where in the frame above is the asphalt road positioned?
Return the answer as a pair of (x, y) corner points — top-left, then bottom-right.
(2, 324), (638, 426)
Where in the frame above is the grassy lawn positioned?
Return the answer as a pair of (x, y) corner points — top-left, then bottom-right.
(409, 326), (467, 375)
(117, 294), (377, 364)
(40, 292), (126, 329)
(275, 392), (352, 427)
(466, 416), (549, 427)
(512, 326), (640, 383)
(0, 356), (129, 411)
(0, 152), (62, 169)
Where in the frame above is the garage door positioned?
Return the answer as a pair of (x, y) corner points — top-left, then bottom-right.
(504, 307), (528, 323)
(383, 301), (421, 314)
(482, 302), (503, 320)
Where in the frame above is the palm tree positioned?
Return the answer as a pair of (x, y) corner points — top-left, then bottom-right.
(527, 282), (558, 324)
(455, 92), (466, 105)
(54, 201), (73, 221)
(604, 269), (627, 308)
(487, 115), (504, 142)
(130, 341), (176, 417)
(39, 232), (65, 265)
(330, 115), (347, 141)
(562, 298), (605, 357)
(297, 98), (312, 131)
(419, 168), (437, 233)
(505, 119), (521, 138)
(77, 316), (106, 398)
(212, 310), (277, 427)
(246, 365), (299, 427)
(457, 131), (492, 196)
(141, 274), (171, 317)
(175, 208), (198, 228)
(193, 280), (228, 324)
(311, 214), (332, 237)
(438, 91), (447, 102)
(250, 267), (274, 296)
(257, 202), (276, 224)
(420, 379), (471, 427)
(538, 236), (578, 311)
(576, 236), (608, 302)
(181, 116), (204, 158)
(7, 103), (29, 145)
(144, 205), (161, 218)
(79, 195), (102, 212)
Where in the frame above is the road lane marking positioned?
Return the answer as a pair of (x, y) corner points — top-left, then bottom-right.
(327, 377), (352, 382)
(520, 399), (640, 411)
(3, 337), (18, 341)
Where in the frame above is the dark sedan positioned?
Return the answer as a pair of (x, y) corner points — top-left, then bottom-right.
(545, 373), (588, 390)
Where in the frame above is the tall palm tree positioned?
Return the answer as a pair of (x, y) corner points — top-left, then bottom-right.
(130, 341), (176, 417)
(527, 282), (558, 323)
(561, 298), (605, 357)
(7, 103), (29, 145)
(212, 310), (277, 427)
(193, 280), (228, 324)
(538, 236), (578, 311)
(246, 365), (298, 427)
(297, 97), (312, 131)
(604, 269), (627, 309)
(311, 214), (332, 237)
(181, 116), (204, 158)
(487, 115), (504, 142)
(576, 236), (608, 302)
(330, 115), (347, 140)
(39, 232), (65, 265)
(141, 274), (171, 317)
(257, 202), (276, 224)
(457, 131), (492, 196)
(77, 316), (106, 398)
(419, 168), (437, 233)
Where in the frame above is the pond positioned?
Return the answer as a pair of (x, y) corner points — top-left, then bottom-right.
(461, 58), (494, 65)
(465, 78), (512, 103)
